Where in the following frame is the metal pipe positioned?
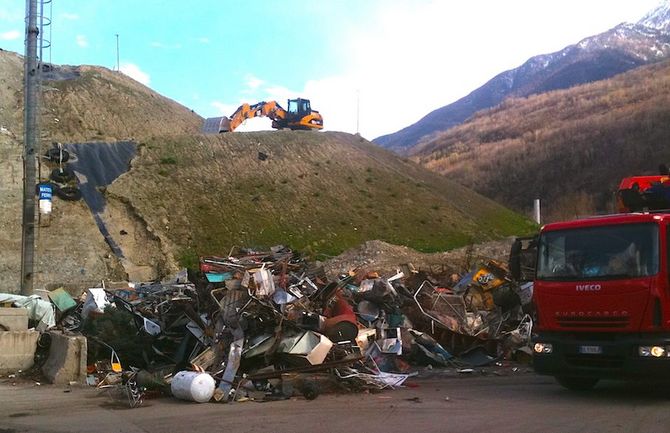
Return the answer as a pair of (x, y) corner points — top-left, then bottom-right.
(533, 198), (541, 225)
(116, 33), (120, 71)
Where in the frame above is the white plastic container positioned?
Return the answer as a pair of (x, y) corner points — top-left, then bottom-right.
(171, 371), (215, 403)
(39, 199), (52, 214)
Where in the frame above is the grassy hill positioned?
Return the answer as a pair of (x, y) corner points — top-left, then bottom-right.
(109, 131), (535, 268)
(0, 49), (533, 290)
(411, 59), (670, 222)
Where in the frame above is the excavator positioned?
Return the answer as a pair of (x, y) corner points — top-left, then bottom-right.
(202, 98), (323, 133)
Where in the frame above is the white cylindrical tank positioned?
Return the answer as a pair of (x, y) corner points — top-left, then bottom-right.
(170, 371), (215, 403)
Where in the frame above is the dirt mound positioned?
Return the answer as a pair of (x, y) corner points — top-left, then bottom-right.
(108, 131), (533, 270)
(323, 238), (514, 278)
(0, 49), (533, 291)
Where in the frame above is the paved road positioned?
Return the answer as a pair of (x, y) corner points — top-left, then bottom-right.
(1, 373), (669, 433)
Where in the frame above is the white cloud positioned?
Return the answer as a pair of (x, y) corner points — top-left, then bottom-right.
(197, 37), (210, 44)
(264, 85), (293, 101)
(120, 62), (151, 86)
(210, 101), (274, 132)
(75, 35), (88, 48)
(0, 30), (20, 41)
(0, 10), (23, 23)
(211, 101), (237, 116)
(303, 77), (358, 135)
(315, 0), (662, 139)
(150, 41), (182, 49)
(234, 117), (275, 132)
(61, 12), (79, 20)
(244, 74), (264, 91)
(204, 0), (660, 139)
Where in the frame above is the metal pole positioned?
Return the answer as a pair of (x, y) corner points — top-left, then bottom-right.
(115, 33), (119, 71)
(21, 0), (40, 295)
(533, 199), (541, 225)
(356, 89), (360, 135)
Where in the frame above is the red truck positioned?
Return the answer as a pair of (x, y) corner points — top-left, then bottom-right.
(531, 174), (670, 390)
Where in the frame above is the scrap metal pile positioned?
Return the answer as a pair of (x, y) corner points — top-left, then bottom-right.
(9, 245), (534, 405)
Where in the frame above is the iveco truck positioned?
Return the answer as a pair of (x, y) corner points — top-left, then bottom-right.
(532, 175), (670, 390)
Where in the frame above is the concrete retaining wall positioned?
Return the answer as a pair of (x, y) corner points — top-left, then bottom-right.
(0, 330), (39, 374)
(0, 308), (28, 331)
(42, 331), (87, 385)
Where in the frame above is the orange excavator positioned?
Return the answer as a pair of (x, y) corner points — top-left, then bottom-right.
(203, 98), (323, 133)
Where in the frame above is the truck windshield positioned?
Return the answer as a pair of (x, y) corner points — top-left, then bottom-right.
(537, 223), (659, 281)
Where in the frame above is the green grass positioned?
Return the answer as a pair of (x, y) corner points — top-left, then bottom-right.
(110, 131), (534, 259)
(160, 156), (178, 165)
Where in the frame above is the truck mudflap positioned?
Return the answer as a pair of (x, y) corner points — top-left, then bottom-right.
(532, 332), (670, 380)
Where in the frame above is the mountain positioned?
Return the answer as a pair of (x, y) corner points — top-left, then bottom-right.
(0, 49), (534, 292)
(410, 59), (670, 222)
(374, 2), (670, 153)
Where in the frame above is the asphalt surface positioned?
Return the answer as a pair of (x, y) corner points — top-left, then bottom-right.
(2, 373), (670, 433)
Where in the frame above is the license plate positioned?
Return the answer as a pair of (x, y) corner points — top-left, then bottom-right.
(579, 345), (603, 355)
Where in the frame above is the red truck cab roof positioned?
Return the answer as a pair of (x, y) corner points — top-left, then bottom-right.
(541, 212), (670, 232)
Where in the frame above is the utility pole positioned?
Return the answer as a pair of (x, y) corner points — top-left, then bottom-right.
(115, 34), (120, 71)
(356, 89), (360, 135)
(21, 0), (39, 295)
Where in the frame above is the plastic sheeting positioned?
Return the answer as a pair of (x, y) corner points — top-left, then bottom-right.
(0, 293), (56, 330)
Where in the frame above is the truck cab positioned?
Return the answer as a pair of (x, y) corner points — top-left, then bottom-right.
(532, 212), (670, 390)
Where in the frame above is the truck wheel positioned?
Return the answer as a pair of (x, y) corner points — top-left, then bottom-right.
(556, 376), (599, 391)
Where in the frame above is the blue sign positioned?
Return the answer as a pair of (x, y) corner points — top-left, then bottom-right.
(38, 184), (53, 201)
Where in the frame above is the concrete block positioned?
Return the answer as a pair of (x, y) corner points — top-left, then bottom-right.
(0, 330), (39, 374)
(42, 331), (87, 385)
(0, 308), (29, 331)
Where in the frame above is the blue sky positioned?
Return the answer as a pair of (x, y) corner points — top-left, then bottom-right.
(0, 0), (662, 138)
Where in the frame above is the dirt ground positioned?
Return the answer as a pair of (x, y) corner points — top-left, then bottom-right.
(3, 371), (670, 433)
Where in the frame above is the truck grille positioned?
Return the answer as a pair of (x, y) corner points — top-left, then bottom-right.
(556, 316), (630, 329)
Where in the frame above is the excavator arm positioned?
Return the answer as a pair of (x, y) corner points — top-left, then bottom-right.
(226, 101), (288, 132)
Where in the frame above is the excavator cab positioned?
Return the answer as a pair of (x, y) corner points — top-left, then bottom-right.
(283, 98), (323, 130)
(287, 98), (311, 119)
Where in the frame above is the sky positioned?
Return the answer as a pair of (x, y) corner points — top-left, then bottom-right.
(0, 0), (663, 139)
